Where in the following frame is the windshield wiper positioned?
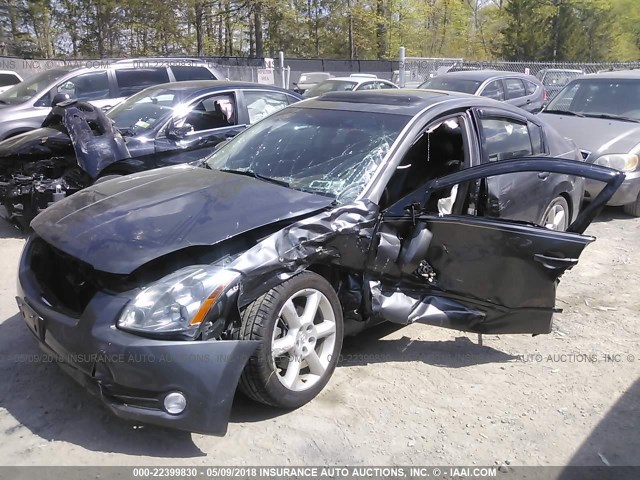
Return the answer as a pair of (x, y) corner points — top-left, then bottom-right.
(218, 168), (290, 188)
(543, 109), (585, 117)
(582, 113), (640, 123)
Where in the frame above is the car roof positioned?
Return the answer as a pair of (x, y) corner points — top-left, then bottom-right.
(62, 60), (217, 75)
(541, 68), (583, 73)
(327, 77), (392, 83)
(112, 57), (207, 64)
(299, 89), (487, 115)
(136, 80), (298, 97)
(587, 69), (640, 79)
(433, 69), (534, 81)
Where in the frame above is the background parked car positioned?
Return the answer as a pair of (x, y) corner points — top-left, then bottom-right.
(391, 70), (422, 88)
(0, 58), (224, 140)
(535, 68), (583, 103)
(0, 70), (22, 94)
(292, 72), (333, 94)
(540, 70), (640, 216)
(0, 81), (301, 228)
(419, 70), (545, 113)
(303, 76), (398, 98)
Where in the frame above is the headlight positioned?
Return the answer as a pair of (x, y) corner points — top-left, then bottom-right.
(594, 153), (639, 172)
(118, 265), (239, 338)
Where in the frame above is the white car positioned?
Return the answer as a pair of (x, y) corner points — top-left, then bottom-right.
(303, 76), (398, 98)
(0, 70), (22, 94)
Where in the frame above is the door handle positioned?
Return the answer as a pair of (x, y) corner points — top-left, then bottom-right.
(538, 172), (550, 180)
(534, 253), (578, 270)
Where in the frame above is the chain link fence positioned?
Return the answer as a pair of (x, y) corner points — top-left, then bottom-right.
(4, 54), (640, 90)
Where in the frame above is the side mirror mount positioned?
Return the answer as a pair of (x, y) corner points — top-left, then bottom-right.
(166, 121), (193, 140)
(51, 93), (70, 107)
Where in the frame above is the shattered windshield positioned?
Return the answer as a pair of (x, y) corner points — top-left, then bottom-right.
(0, 69), (68, 105)
(107, 86), (190, 135)
(206, 107), (410, 203)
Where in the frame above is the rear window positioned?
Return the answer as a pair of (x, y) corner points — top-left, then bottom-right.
(524, 80), (538, 95)
(0, 73), (20, 87)
(115, 68), (170, 97)
(504, 78), (526, 99)
(420, 78), (482, 95)
(171, 66), (216, 81)
(543, 71), (582, 87)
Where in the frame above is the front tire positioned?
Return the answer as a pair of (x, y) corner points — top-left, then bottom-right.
(623, 192), (640, 217)
(238, 271), (343, 408)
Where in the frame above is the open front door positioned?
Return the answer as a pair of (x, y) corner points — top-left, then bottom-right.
(367, 158), (624, 334)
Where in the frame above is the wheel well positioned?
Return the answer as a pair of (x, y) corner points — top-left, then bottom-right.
(306, 264), (340, 291)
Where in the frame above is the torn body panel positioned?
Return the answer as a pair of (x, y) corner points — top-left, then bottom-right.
(228, 199), (379, 308)
(370, 281), (485, 329)
(49, 100), (130, 178)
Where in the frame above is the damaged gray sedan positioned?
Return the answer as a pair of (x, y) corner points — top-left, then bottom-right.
(17, 90), (623, 435)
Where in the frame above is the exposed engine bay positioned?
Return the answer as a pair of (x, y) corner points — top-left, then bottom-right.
(0, 101), (130, 229)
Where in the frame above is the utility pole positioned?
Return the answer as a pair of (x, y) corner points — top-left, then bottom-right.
(347, 0), (354, 59)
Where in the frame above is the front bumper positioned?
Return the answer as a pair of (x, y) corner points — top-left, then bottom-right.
(17, 245), (258, 435)
(585, 170), (640, 206)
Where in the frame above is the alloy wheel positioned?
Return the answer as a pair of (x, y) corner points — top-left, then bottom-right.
(270, 288), (337, 392)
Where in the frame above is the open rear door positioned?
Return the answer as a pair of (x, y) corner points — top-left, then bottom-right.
(367, 158), (624, 334)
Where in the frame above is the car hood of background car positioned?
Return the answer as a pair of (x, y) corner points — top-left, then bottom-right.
(0, 127), (72, 163)
(31, 165), (335, 275)
(539, 114), (640, 158)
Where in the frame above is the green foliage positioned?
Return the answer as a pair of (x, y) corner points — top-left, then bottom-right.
(0, 0), (637, 60)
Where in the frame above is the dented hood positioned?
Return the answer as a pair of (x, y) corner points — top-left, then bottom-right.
(31, 165), (334, 274)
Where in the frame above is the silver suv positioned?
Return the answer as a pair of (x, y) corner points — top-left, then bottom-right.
(0, 59), (224, 140)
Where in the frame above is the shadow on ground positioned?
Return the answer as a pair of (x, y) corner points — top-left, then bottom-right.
(591, 205), (632, 224)
(340, 321), (518, 368)
(564, 377), (640, 468)
(0, 215), (26, 240)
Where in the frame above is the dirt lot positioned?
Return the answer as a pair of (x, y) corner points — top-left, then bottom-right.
(0, 208), (638, 467)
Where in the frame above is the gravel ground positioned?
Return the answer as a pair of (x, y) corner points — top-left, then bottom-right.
(0, 208), (638, 467)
